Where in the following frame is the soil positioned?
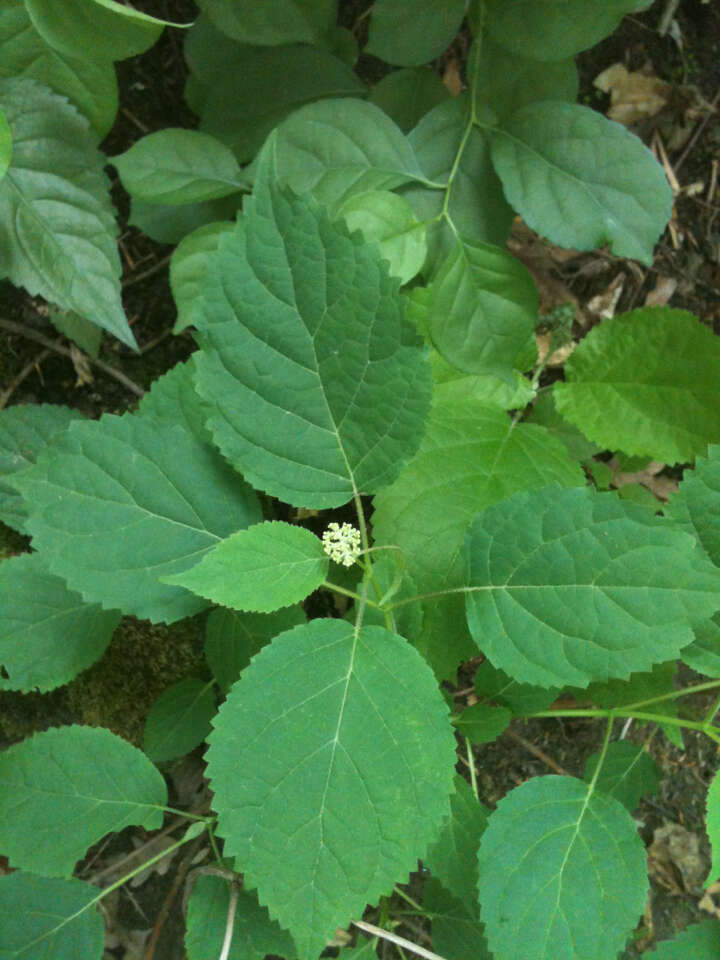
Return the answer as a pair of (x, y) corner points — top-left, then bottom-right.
(1, 2), (719, 958)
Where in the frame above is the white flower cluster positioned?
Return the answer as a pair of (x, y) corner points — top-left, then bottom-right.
(322, 522), (361, 567)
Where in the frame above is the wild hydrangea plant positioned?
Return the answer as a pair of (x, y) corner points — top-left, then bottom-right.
(2, 1), (720, 958)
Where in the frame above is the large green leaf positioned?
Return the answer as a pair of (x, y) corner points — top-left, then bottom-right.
(195, 0), (334, 45)
(477, 775), (648, 960)
(583, 740), (660, 812)
(185, 876), (297, 960)
(14, 409), (262, 623)
(368, 67), (449, 133)
(0, 552), (121, 692)
(555, 309), (720, 463)
(0, 77), (135, 349)
(192, 174), (431, 509)
(647, 921), (720, 959)
(491, 102), (672, 264)
(166, 521), (329, 613)
(0, 0), (118, 139)
(669, 446), (720, 565)
(169, 222), (235, 333)
(366, 0), (466, 66)
(112, 129), (247, 205)
(0, 872), (104, 959)
(143, 678), (216, 763)
(206, 619), (456, 960)
(464, 486), (720, 688)
(0, 725), (167, 876)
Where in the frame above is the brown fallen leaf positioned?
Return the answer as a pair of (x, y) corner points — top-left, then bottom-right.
(608, 458), (678, 502)
(586, 273), (625, 320)
(594, 62), (670, 126)
(644, 275), (678, 308)
(648, 822), (707, 895)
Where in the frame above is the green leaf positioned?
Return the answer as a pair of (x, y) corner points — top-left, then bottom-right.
(366, 0), (466, 66)
(430, 350), (535, 410)
(204, 605), (306, 692)
(338, 189), (427, 284)
(584, 741), (660, 811)
(0, 402), (82, 533)
(648, 921), (720, 958)
(477, 775), (648, 960)
(0, 872), (104, 959)
(186, 876), (297, 960)
(170, 222), (236, 333)
(707, 769), (720, 886)
(368, 67), (449, 133)
(473, 661), (559, 716)
(0, 77), (136, 349)
(425, 235), (538, 378)
(166, 521), (329, 613)
(424, 878), (492, 960)
(15, 410), (262, 623)
(195, 0), (334, 45)
(555, 309), (720, 463)
(424, 776), (489, 915)
(0, 725), (167, 876)
(129, 193), (241, 245)
(206, 619), (456, 960)
(683, 614), (720, 678)
(0, 552), (121, 693)
(361, 552), (423, 642)
(338, 937), (378, 959)
(136, 356), (217, 444)
(670, 445), (720, 565)
(526, 391), (600, 462)
(585, 662), (678, 715)
(484, 0), (643, 60)
(112, 129), (247, 205)
(454, 703), (512, 744)
(24, 0), (188, 62)
(491, 102), (672, 264)
(192, 177), (431, 509)
(143, 678), (216, 763)
(464, 486), (720, 688)
(0, 108), (10, 180)
(267, 98), (426, 212)
(0, 0), (118, 139)
(49, 306), (102, 358)
(413, 594), (477, 684)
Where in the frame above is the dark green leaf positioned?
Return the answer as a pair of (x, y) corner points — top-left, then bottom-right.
(368, 68), (449, 133)
(366, 0), (466, 66)
(143, 678), (216, 762)
(584, 740), (660, 811)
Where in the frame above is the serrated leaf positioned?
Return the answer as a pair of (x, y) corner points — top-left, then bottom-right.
(683, 614), (720, 678)
(464, 486), (720, 688)
(186, 876), (297, 960)
(15, 411), (262, 623)
(413, 594), (477, 684)
(0, 552), (121, 693)
(424, 878), (492, 960)
(0, 872), (104, 959)
(193, 175), (431, 509)
(671, 445), (720, 565)
(556, 309), (720, 463)
(143, 678), (216, 763)
(648, 921), (720, 958)
(136, 356), (216, 444)
(425, 235), (538, 378)
(473, 661), (559, 716)
(170, 221), (234, 333)
(707, 769), (720, 886)
(166, 521), (328, 613)
(491, 102), (672, 264)
(454, 703), (512, 744)
(0, 725), (167, 876)
(424, 776), (489, 915)
(0, 0), (118, 139)
(112, 129), (247, 205)
(195, 0), (334, 45)
(338, 190), (427, 284)
(204, 605), (306, 692)
(430, 350), (535, 410)
(206, 619), (456, 960)
(526, 391), (600, 462)
(0, 77), (135, 348)
(366, 0), (466, 66)
(585, 662), (678, 715)
(368, 67), (449, 133)
(584, 741), (660, 811)
(0, 402), (82, 533)
(478, 776), (648, 960)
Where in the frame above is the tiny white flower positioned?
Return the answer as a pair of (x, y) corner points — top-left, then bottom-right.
(322, 522), (361, 567)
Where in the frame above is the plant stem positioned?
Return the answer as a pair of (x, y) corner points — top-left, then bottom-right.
(394, 886), (425, 914)
(530, 708), (720, 742)
(322, 581), (370, 604)
(704, 690), (720, 726)
(385, 586), (469, 611)
(466, 738), (479, 801)
(218, 878), (239, 960)
(618, 677), (720, 712)
(585, 716), (614, 797)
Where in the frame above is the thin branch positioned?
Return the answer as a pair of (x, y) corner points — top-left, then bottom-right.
(352, 921), (447, 960)
(122, 254), (173, 289)
(0, 348), (51, 410)
(503, 727), (569, 777)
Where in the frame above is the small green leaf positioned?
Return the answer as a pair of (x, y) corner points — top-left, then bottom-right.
(206, 619), (456, 960)
(473, 661), (559, 716)
(648, 921), (720, 958)
(195, 0), (334, 45)
(0, 552), (121, 692)
(204, 605), (306, 692)
(671, 446), (720, 565)
(166, 521), (328, 613)
(584, 741), (660, 811)
(0, 108), (10, 179)
(526, 392), (600, 462)
(0, 725), (167, 876)
(464, 487), (720, 688)
(682, 615), (720, 678)
(112, 129), (247, 205)
(424, 878), (492, 960)
(430, 351), (535, 410)
(129, 193), (241, 245)
(478, 776), (648, 960)
(143, 678), (216, 763)
(339, 189), (427, 284)
(49, 306), (102, 358)
(706, 769), (720, 886)
(366, 0), (466, 66)
(454, 703), (512, 744)
(0, 872), (104, 959)
(491, 102), (672, 264)
(185, 876), (297, 960)
(368, 67), (449, 133)
(555, 309), (720, 463)
(170, 222), (235, 332)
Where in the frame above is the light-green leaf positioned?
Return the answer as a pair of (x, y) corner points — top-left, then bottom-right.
(170, 222), (234, 332)
(682, 615), (720, 678)
(206, 619), (456, 960)
(464, 486), (720, 688)
(193, 176), (431, 509)
(670, 445), (720, 565)
(706, 769), (720, 886)
(648, 921), (720, 958)
(112, 129), (247, 205)
(366, 0), (466, 66)
(143, 678), (216, 763)
(555, 309), (720, 463)
(0, 725), (167, 876)
(0, 552), (120, 692)
(0, 872), (104, 959)
(584, 741), (660, 811)
(478, 775), (648, 960)
(166, 521), (328, 613)
(491, 102), (672, 263)
(338, 189), (427, 284)
(195, 0), (334, 46)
